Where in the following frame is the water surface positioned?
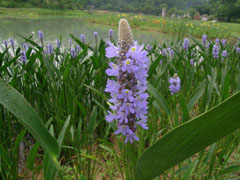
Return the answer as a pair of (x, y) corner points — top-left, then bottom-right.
(0, 16), (175, 46)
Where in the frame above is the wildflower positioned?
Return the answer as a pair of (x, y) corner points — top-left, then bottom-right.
(237, 47), (240, 54)
(169, 74), (181, 95)
(212, 45), (219, 58)
(146, 44), (152, 51)
(183, 38), (189, 51)
(22, 43), (29, 51)
(9, 38), (14, 51)
(162, 49), (167, 56)
(20, 50), (27, 64)
(109, 29), (113, 41)
(221, 39), (227, 46)
(170, 49), (174, 57)
(76, 45), (81, 53)
(105, 42), (119, 58)
(190, 59), (194, 65)
(56, 39), (61, 49)
(202, 35), (207, 46)
(222, 50), (227, 57)
(38, 30), (44, 46)
(47, 43), (53, 55)
(105, 19), (149, 144)
(215, 38), (219, 45)
(3, 40), (8, 49)
(71, 47), (76, 58)
(94, 32), (98, 43)
(80, 34), (85, 43)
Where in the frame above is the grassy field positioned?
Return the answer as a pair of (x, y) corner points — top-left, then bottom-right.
(0, 8), (240, 40)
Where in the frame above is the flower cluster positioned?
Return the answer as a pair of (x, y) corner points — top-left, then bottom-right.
(169, 74), (181, 95)
(105, 19), (149, 144)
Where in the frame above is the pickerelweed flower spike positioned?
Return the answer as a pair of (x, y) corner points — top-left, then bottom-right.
(105, 18), (149, 144)
(94, 32), (98, 44)
(20, 50), (27, 64)
(109, 29), (113, 41)
(169, 74), (181, 95)
(38, 30), (44, 46)
(3, 40), (8, 49)
(47, 43), (53, 55)
(237, 47), (240, 54)
(9, 38), (14, 51)
(183, 38), (189, 51)
(80, 34), (85, 43)
(202, 35), (207, 46)
(213, 45), (219, 58)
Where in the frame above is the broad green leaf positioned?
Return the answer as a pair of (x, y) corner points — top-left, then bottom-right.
(0, 79), (59, 158)
(136, 91), (240, 180)
(147, 83), (171, 116)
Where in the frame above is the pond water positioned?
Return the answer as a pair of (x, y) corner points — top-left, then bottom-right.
(0, 16), (175, 46)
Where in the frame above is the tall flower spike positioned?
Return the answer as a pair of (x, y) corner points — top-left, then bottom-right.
(105, 19), (149, 144)
(118, 19), (134, 53)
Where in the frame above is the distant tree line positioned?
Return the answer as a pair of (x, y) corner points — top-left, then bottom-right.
(0, 0), (239, 22)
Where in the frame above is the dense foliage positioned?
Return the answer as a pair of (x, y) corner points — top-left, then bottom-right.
(0, 0), (240, 22)
(0, 27), (240, 179)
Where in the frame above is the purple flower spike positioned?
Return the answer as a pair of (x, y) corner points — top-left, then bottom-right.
(20, 50), (27, 64)
(146, 44), (152, 51)
(222, 50), (227, 57)
(105, 19), (149, 144)
(109, 29), (113, 41)
(169, 74), (181, 95)
(183, 38), (189, 51)
(162, 49), (167, 56)
(221, 39), (227, 46)
(71, 47), (76, 58)
(237, 47), (240, 54)
(202, 35), (207, 46)
(80, 34), (85, 43)
(215, 38), (219, 45)
(190, 59), (194, 65)
(22, 43), (29, 51)
(56, 39), (61, 49)
(47, 43), (53, 55)
(213, 45), (219, 58)
(38, 30), (44, 46)
(76, 45), (81, 53)
(94, 32), (98, 43)
(3, 40), (8, 49)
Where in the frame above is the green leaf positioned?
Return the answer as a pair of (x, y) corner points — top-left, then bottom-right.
(147, 82), (171, 116)
(136, 91), (240, 180)
(88, 106), (97, 135)
(187, 80), (206, 111)
(27, 143), (40, 171)
(219, 165), (240, 175)
(0, 144), (11, 166)
(0, 79), (59, 159)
